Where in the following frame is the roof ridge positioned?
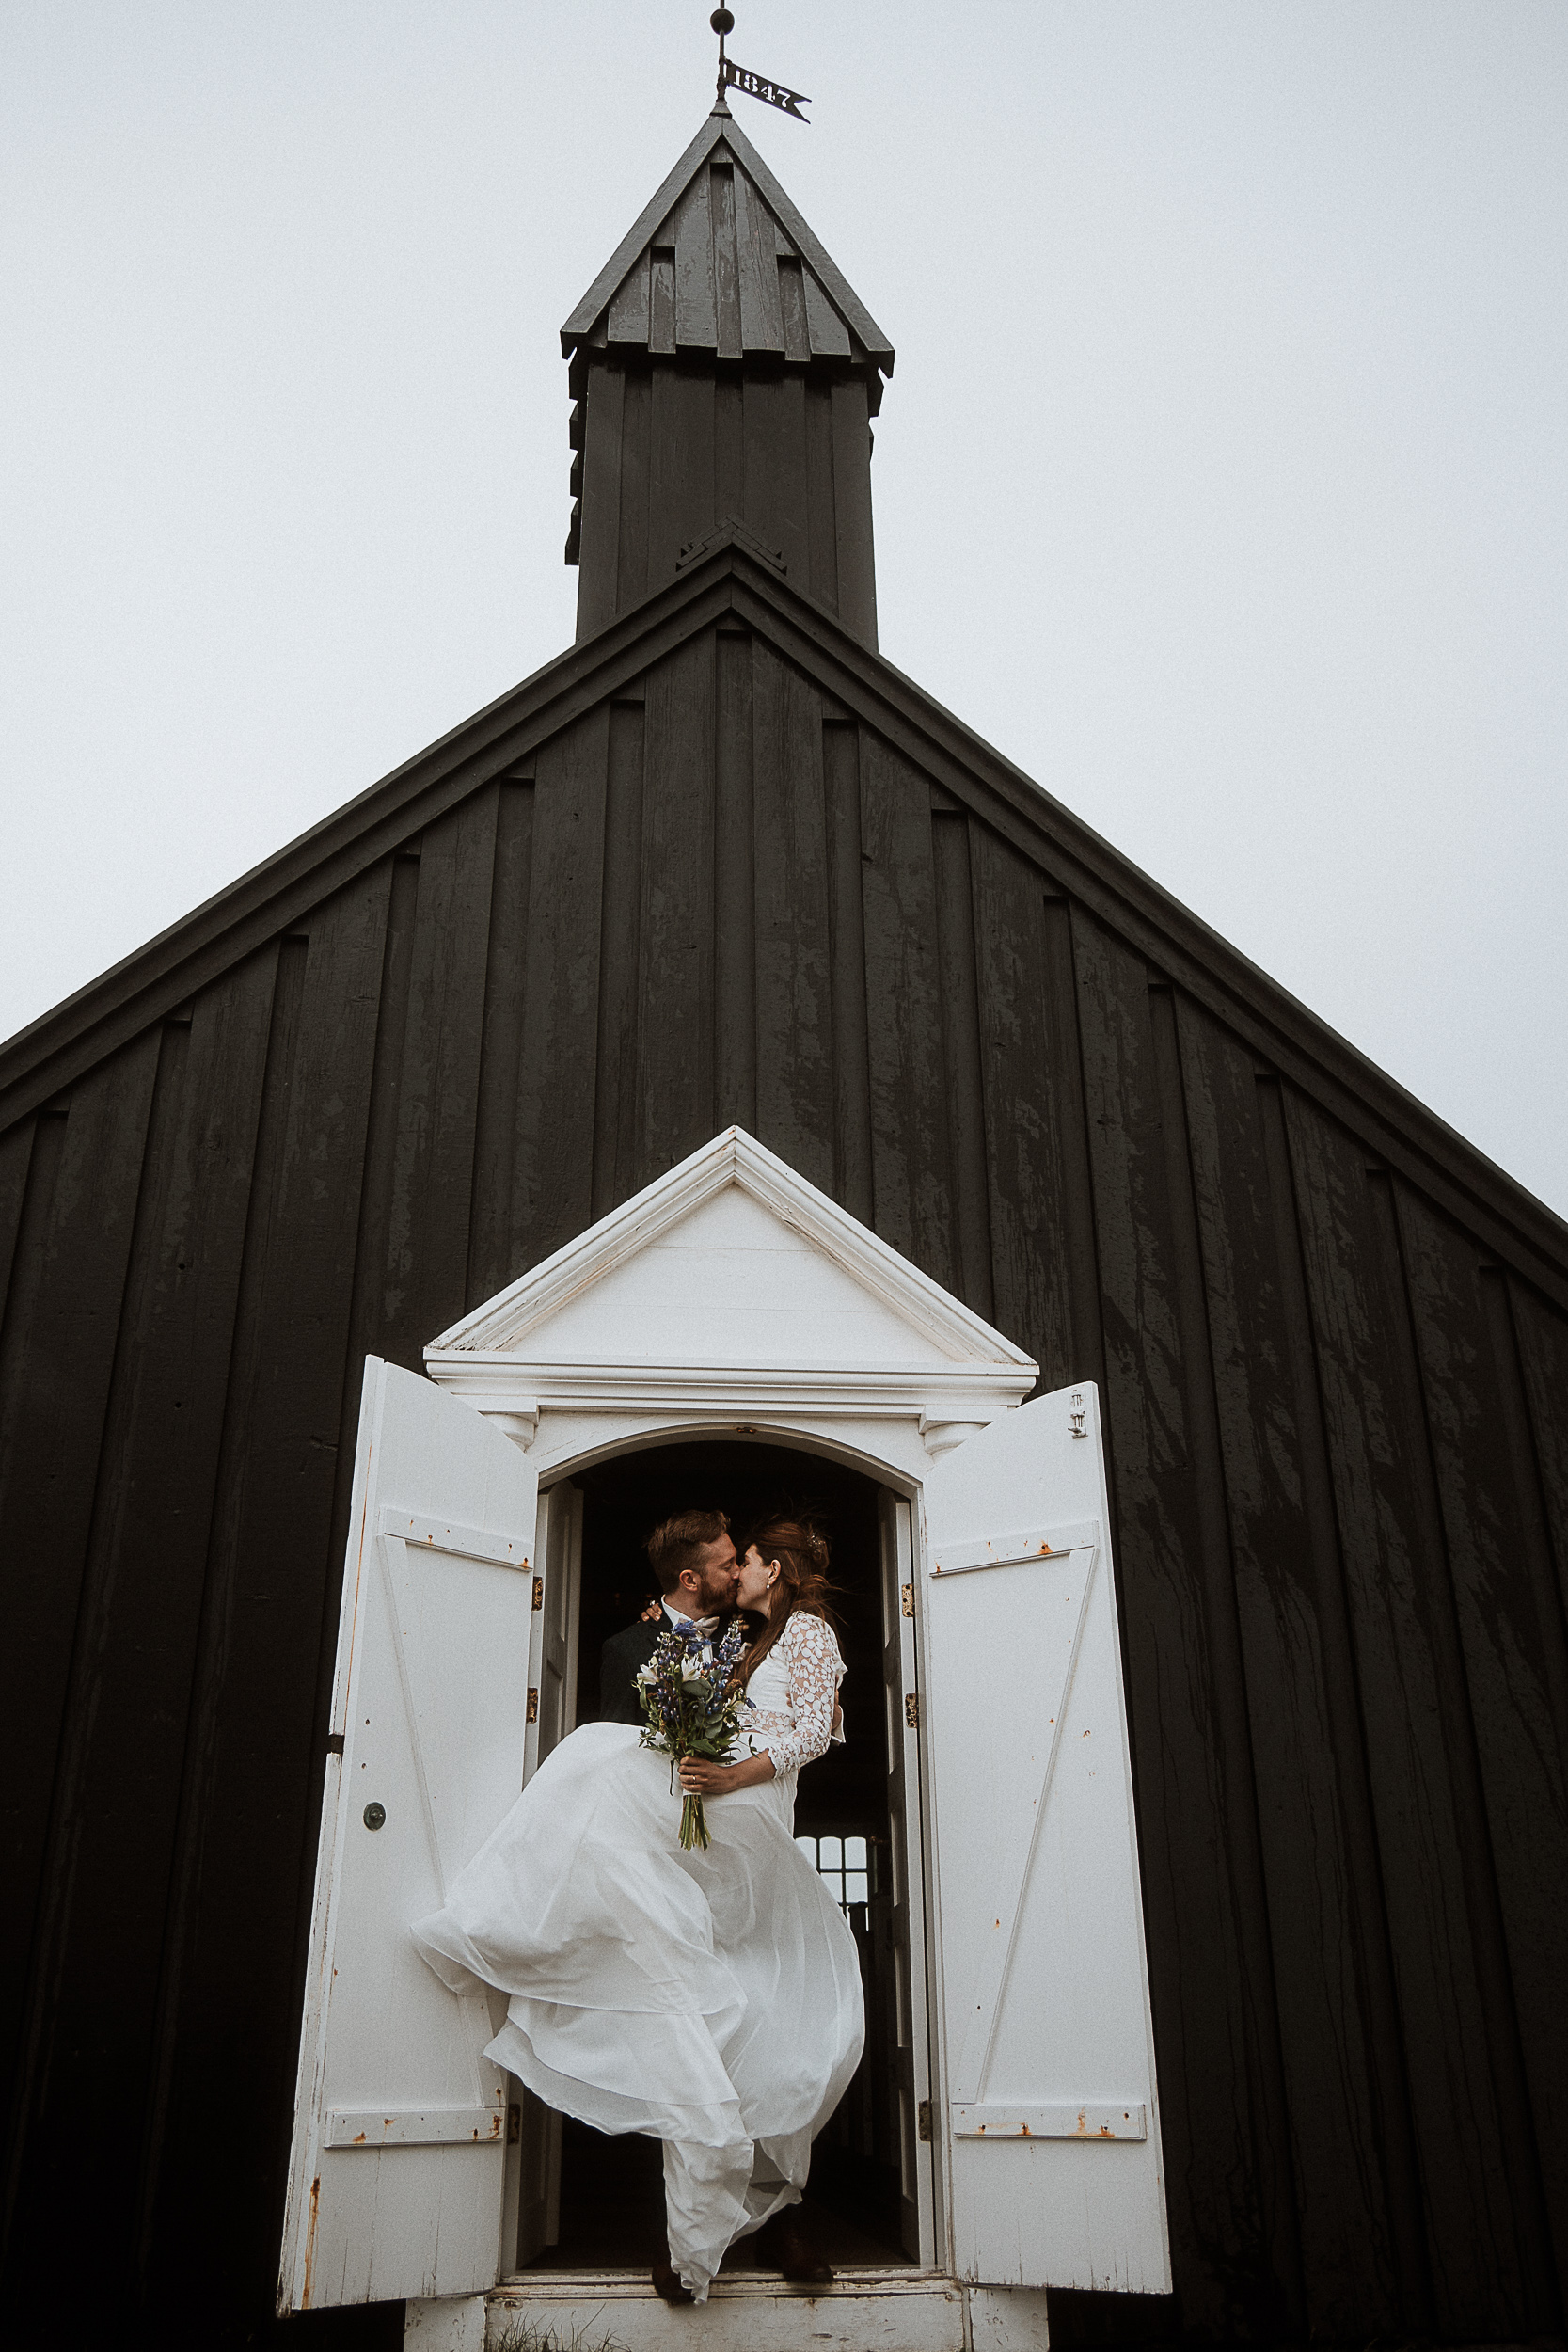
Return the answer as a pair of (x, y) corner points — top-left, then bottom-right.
(4, 546), (1562, 1303)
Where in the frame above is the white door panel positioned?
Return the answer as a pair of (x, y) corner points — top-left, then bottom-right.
(879, 1490), (936, 2263)
(922, 1384), (1169, 2293)
(278, 1359), (538, 2312)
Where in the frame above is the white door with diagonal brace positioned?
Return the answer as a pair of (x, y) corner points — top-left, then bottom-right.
(277, 1358), (538, 2313)
(921, 1382), (1170, 2292)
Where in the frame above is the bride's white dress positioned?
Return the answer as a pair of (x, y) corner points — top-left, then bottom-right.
(411, 1611), (864, 2298)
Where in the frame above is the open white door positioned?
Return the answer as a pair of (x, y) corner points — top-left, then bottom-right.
(510, 1480), (582, 2267)
(878, 1488), (937, 2263)
(921, 1381), (1170, 2292)
(277, 1359), (539, 2312)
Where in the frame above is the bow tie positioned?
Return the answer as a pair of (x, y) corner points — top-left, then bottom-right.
(687, 1614), (721, 1635)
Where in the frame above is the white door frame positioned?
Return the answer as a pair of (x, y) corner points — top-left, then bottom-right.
(423, 1129), (1042, 2279)
(515, 1421), (950, 2269)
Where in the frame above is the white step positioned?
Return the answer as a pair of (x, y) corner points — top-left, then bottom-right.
(481, 2266), (1050, 2351)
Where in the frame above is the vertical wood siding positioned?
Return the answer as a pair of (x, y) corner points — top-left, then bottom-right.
(1, 621), (1564, 2348)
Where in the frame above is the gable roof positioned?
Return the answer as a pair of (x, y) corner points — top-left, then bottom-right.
(3, 534), (1565, 1312)
(561, 105), (894, 384)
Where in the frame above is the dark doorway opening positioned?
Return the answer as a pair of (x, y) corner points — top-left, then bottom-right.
(523, 1436), (915, 2272)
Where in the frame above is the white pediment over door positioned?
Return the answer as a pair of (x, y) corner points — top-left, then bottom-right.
(425, 1129), (1037, 1452)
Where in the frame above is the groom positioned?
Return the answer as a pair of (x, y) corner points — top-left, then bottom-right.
(597, 1508), (740, 1724)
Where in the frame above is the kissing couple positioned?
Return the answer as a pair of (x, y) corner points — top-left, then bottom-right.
(413, 1507), (864, 2303)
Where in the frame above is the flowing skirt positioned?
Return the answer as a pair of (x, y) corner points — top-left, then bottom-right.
(411, 1722), (865, 2298)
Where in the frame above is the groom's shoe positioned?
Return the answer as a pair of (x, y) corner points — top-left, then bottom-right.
(759, 2208), (834, 2286)
(652, 2258), (694, 2305)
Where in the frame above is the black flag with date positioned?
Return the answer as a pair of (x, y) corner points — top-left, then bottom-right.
(721, 56), (810, 121)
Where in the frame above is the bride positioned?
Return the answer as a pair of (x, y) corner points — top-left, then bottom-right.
(411, 1514), (865, 2303)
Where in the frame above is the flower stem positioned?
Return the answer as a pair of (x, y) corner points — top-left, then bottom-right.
(679, 1792), (710, 1851)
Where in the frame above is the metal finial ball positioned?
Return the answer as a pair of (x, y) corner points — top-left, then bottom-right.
(711, 9), (735, 34)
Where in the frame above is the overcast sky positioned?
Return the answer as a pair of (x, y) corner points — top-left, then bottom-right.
(4, 2), (1565, 1219)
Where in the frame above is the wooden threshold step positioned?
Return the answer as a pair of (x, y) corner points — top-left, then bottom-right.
(407, 2272), (1050, 2351)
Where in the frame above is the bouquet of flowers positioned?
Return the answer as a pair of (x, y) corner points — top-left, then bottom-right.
(636, 1614), (748, 1851)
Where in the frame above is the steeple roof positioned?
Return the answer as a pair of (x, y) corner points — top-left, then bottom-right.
(562, 106), (894, 389)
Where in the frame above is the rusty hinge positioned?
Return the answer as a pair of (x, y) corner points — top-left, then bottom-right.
(531, 1575), (544, 1611)
(526, 1688), (539, 1723)
(900, 1582), (914, 1619)
(905, 1693), (920, 1730)
(506, 2102), (521, 2145)
(917, 2099), (933, 2143)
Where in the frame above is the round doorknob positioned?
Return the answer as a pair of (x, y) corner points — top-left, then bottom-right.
(363, 1802), (386, 1831)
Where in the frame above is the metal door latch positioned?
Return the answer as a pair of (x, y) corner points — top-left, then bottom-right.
(918, 2099), (933, 2142)
(531, 1575), (544, 1611)
(905, 1693), (920, 1730)
(1069, 1390), (1086, 1438)
(901, 1582), (914, 1618)
(527, 1689), (539, 1723)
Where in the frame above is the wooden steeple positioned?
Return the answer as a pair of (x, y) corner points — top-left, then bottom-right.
(562, 103), (894, 647)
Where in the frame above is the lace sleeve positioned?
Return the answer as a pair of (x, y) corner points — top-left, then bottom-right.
(761, 1614), (845, 1777)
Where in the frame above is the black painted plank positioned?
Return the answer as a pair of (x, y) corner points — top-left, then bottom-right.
(613, 367), (653, 616)
(1513, 1283), (1568, 1629)
(857, 731), (955, 1291)
(751, 641), (832, 1191)
(710, 159), (742, 361)
(592, 702), (647, 1217)
(359, 790), (498, 1366)
(6, 956), (277, 2285)
(714, 373), (743, 531)
(0, 1033), (160, 2152)
(742, 375), (808, 586)
(1071, 930), (1304, 2340)
(514, 707), (611, 1267)
(966, 831), (1085, 1386)
(0, 1118), (31, 1311)
(930, 805), (994, 1322)
(821, 722), (873, 1224)
(467, 779), (537, 1305)
(673, 166), (718, 351)
(713, 633), (756, 1137)
(648, 368), (715, 595)
(575, 365), (625, 643)
(1395, 1188), (1568, 2291)
(1283, 1090), (1547, 2330)
(637, 634), (716, 1181)
(803, 381), (839, 615)
(830, 378), (877, 647)
(1168, 981), (1408, 2336)
(135, 871), (389, 2317)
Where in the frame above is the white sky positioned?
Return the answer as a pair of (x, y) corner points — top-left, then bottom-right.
(4, 3), (1565, 1220)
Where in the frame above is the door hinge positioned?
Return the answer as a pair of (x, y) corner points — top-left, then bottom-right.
(918, 2099), (933, 2142)
(900, 1582), (914, 1619)
(531, 1574), (544, 1610)
(507, 2102), (521, 2145)
(527, 1688), (539, 1723)
(905, 1693), (920, 1730)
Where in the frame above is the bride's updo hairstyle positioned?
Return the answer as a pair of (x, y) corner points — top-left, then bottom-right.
(732, 1514), (838, 1689)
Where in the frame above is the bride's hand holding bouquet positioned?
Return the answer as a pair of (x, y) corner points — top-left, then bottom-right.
(635, 1615), (751, 1850)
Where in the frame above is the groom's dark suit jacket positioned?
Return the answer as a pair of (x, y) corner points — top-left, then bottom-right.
(597, 1610), (737, 1725)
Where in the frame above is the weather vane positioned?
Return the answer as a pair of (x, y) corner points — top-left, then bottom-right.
(710, 7), (811, 124)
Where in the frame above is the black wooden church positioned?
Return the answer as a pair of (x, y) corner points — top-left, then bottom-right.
(3, 96), (1566, 2352)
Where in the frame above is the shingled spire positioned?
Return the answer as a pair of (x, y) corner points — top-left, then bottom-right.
(562, 104), (895, 647)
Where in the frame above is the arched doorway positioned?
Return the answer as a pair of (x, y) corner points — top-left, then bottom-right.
(514, 1433), (930, 2275)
